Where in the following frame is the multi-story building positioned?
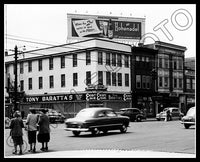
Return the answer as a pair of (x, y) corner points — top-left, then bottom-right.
(131, 46), (157, 117)
(145, 41), (187, 115)
(183, 57), (195, 113)
(5, 38), (132, 118)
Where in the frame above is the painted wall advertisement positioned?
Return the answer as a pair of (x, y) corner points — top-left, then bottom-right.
(71, 18), (141, 39)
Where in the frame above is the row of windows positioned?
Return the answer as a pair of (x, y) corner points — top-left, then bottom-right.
(19, 72), (129, 91)
(158, 77), (183, 89)
(136, 75), (152, 89)
(136, 56), (150, 62)
(186, 78), (195, 90)
(18, 51), (129, 74)
(158, 57), (183, 69)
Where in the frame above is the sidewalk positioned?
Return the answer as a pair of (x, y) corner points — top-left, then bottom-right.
(6, 149), (195, 158)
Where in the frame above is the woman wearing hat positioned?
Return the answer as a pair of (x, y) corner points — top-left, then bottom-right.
(10, 111), (24, 155)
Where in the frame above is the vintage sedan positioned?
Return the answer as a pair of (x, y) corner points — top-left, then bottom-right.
(119, 108), (146, 122)
(181, 106), (195, 129)
(156, 107), (184, 121)
(64, 107), (130, 136)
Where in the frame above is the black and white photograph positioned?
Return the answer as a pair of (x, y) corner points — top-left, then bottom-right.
(4, 4), (196, 158)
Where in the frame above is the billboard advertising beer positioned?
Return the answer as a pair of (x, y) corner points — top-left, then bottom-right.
(67, 14), (145, 41)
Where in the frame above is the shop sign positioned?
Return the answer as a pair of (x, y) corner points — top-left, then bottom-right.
(24, 93), (132, 103)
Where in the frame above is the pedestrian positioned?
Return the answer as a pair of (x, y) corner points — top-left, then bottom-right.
(26, 108), (39, 153)
(165, 109), (171, 121)
(9, 110), (24, 155)
(37, 109), (50, 151)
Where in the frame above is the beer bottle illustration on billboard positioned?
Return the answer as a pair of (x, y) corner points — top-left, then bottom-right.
(108, 19), (113, 39)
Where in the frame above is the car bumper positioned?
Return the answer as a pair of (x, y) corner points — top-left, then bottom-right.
(180, 121), (195, 125)
(64, 127), (89, 132)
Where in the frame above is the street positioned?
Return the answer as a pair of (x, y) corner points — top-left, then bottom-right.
(4, 119), (195, 157)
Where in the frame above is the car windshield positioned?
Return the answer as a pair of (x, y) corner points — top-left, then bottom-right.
(163, 108), (169, 112)
(76, 109), (95, 118)
(186, 107), (195, 116)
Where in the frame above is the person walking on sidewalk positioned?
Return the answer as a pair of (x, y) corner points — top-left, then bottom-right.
(26, 108), (39, 153)
(37, 109), (50, 151)
(9, 111), (24, 155)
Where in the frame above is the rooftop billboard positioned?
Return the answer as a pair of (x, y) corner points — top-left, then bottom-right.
(67, 14), (145, 43)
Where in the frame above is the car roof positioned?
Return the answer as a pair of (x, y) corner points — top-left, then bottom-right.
(120, 108), (140, 110)
(81, 107), (113, 111)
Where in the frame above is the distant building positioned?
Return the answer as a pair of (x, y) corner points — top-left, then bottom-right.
(5, 38), (132, 117)
(131, 46), (157, 117)
(145, 41), (187, 115)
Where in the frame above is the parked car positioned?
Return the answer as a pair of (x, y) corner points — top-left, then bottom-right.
(48, 109), (66, 123)
(118, 108), (146, 122)
(28, 108), (65, 123)
(156, 107), (184, 121)
(64, 107), (130, 136)
(181, 106), (195, 129)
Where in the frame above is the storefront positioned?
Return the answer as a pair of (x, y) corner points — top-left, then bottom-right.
(20, 92), (132, 118)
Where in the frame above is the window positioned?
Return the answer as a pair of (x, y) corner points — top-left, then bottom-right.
(20, 62), (23, 74)
(98, 52), (103, 65)
(73, 73), (78, 86)
(164, 59), (169, 69)
(192, 79), (195, 89)
(106, 53), (110, 65)
(124, 55), (129, 68)
(28, 61), (32, 72)
(179, 59), (183, 69)
(146, 76), (150, 89)
(111, 53), (116, 66)
(39, 77), (43, 89)
(179, 78), (183, 89)
(73, 54), (77, 67)
(86, 51), (91, 65)
(159, 58), (162, 68)
(28, 78), (32, 90)
(61, 74), (65, 87)
(61, 56), (65, 68)
(38, 59), (42, 71)
(142, 57), (145, 62)
(112, 72), (116, 86)
(174, 60), (177, 70)
(49, 57), (53, 70)
(159, 77), (163, 87)
(146, 57), (149, 62)
(186, 79), (190, 89)
(125, 73), (129, 87)
(49, 75), (54, 88)
(106, 71), (111, 86)
(86, 71), (91, 85)
(20, 80), (24, 91)
(136, 75), (141, 88)
(117, 73), (122, 86)
(117, 54), (122, 67)
(142, 75), (146, 89)
(98, 71), (103, 85)
(174, 78), (177, 88)
(164, 77), (168, 87)
(136, 56), (140, 61)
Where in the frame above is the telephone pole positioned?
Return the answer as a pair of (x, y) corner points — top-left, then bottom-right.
(14, 45), (18, 111)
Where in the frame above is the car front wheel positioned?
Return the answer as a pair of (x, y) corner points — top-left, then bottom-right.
(72, 131), (80, 136)
(184, 124), (191, 129)
(91, 128), (100, 136)
(120, 124), (127, 133)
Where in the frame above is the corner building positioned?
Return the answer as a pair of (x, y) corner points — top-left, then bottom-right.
(5, 38), (132, 118)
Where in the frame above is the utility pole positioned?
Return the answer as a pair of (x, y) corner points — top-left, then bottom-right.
(14, 45), (18, 111)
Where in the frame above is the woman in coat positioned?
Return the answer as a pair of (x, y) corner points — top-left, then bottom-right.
(37, 109), (50, 151)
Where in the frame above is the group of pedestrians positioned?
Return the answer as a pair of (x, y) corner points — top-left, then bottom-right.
(9, 108), (50, 155)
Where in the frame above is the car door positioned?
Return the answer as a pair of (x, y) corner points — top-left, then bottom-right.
(92, 110), (109, 129)
(105, 110), (121, 129)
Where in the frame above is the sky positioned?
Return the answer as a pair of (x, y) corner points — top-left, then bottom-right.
(4, 4), (196, 58)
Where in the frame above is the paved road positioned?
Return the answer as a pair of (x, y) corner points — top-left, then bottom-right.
(4, 119), (195, 157)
